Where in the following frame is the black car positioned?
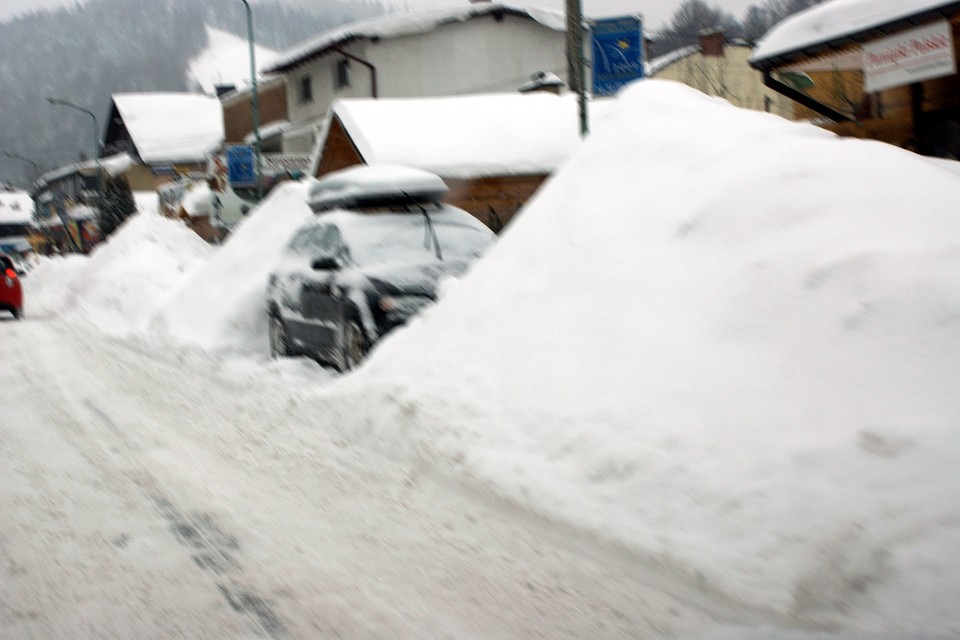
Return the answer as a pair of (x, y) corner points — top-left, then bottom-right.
(266, 166), (494, 370)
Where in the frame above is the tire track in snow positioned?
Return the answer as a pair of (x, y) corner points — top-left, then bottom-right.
(83, 398), (291, 640)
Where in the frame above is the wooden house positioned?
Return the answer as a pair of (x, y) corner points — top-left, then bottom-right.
(312, 92), (608, 232)
(750, 0), (960, 156)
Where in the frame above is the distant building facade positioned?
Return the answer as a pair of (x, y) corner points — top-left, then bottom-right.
(258, 3), (568, 154)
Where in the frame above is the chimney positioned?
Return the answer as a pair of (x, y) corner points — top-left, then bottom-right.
(519, 71), (565, 95)
(699, 28), (725, 57)
(214, 83), (237, 99)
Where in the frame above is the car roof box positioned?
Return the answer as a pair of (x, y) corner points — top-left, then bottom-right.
(307, 164), (449, 213)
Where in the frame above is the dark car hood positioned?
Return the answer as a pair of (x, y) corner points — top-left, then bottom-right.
(361, 260), (471, 297)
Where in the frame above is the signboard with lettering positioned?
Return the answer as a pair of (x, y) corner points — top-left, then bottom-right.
(226, 144), (256, 188)
(591, 16), (645, 97)
(864, 20), (956, 93)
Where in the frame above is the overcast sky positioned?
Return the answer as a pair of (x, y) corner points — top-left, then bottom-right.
(0, 0), (758, 32)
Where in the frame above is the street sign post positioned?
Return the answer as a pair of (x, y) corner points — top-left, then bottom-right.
(225, 144), (257, 189)
(591, 16), (644, 97)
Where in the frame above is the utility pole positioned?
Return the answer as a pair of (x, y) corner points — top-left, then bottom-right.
(565, 0), (589, 136)
(241, 0), (264, 201)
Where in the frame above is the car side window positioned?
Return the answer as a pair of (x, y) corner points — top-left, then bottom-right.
(319, 225), (342, 257)
(286, 225), (316, 254)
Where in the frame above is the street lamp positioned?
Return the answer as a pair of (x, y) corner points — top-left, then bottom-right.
(3, 150), (41, 183)
(47, 96), (101, 253)
(46, 97), (100, 163)
(241, 0), (264, 201)
(46, 96), (102, 194)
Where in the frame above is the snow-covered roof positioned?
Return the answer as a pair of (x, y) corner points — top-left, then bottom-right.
(0, 190), (33, 223)
(647, 45), (700, 76)
(264, 2), (565, 74)
(112, 93), (224, 164)
(36, 153), (137, 187)
(752, 0), (960, 67)
(322, 93), (613, 179)
(243, 120), (290, 145)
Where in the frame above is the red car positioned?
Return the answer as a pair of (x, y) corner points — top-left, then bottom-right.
(1, 253), (23, 319)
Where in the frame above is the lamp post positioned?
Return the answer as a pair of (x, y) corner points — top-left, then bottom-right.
(47, 96), (101, 253)
(241, 0), (264, 201)
(46, 96), (102, 195)
(3, 150), (41, 184)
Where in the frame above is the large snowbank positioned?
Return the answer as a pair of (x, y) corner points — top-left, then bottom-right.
(27, 212), (211, 335)
(329, 82), (960, 629)
(145, 181), (314, 353)
(22, 80), (960, 633)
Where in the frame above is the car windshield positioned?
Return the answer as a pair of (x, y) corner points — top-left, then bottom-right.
(338, 211), (493, 267)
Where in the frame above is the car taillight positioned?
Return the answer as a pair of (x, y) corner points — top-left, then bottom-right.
(4, 268), (15, 286)
(5, 268), (16, 279)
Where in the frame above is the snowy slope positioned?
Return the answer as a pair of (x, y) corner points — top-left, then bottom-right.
(188, 25), (279, 94)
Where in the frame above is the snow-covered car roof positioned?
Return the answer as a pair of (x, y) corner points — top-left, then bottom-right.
(264, 2), (564, 74)
(751, 0), (960, 68)
(307, 165), (449, 212)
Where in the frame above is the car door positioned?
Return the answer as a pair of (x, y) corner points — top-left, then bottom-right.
(271, 224), (317, 349)
(297, 224), (343, 356)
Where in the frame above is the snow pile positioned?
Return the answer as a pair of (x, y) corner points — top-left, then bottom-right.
(146, 181), (314, 353)
(26, 212), (211, 335)
(319, 81), (960, 630)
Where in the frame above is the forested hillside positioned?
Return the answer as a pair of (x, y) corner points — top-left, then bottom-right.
(0, 0), (383, 186)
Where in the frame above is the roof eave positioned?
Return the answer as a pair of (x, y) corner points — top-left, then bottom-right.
(750, 1), (960, 71)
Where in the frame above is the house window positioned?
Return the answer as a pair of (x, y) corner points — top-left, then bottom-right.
(298, 75), (313, 103)
(335, 58), (351, 90)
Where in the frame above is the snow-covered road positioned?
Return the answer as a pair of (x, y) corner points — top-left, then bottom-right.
(1, 315), (792, 639)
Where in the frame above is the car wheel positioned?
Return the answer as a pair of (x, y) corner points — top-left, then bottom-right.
(269, 313), (290, 358)
(341, 316), (367, 371)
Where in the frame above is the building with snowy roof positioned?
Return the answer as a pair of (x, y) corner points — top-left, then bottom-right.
(313, 92), (613, 231)
(257, 2), (568, 155)
(101, 92), (225, 189)
(750, 0), (960, 156)
(648, 30), (791, 118)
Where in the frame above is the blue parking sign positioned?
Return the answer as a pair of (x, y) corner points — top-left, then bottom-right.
(592, 16), (645, 97)
(226, 144), (256, 188)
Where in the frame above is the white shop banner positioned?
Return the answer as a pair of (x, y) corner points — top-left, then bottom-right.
(863, 20), (956, 93)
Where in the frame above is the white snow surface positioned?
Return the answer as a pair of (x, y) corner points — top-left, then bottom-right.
(16, 80), (960, 633)
(111, 93), (225, 164)
(752, 0), (956, 63)
(187, 25), (279, 94)
(330, 93), (614, 178)
(0, 189), (32, 224)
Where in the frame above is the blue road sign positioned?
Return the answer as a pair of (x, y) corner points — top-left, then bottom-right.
(591, 16), (645, 97)
(226, 144), (256, 188)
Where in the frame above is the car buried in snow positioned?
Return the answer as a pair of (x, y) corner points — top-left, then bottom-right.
(265, 165), (495, 371)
